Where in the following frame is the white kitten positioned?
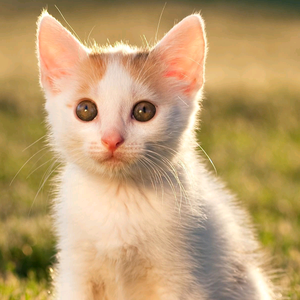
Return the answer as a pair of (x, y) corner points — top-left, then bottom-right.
(36, 10), (278, 300)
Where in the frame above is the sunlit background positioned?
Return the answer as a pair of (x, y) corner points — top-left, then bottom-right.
(0, 0), (299, 299)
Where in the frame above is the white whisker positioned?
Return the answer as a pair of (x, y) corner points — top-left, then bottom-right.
(26, 157), (55, 179)
(155, 2), (167, 44)
(10, 147), (48, 186)
(22, 135), (46, 152)
(54, 5), (82, 43)
(196, 142), (217, 175)
(29, 159), (61, 216)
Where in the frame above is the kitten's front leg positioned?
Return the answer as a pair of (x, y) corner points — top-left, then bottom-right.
(54, 251), (96, 300)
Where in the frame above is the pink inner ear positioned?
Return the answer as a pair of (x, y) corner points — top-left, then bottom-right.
(164, 57), (204, 94)
(155, 15), (206, 94)
(165, 61), (187, 80)
(37, 13), (87, 90)
(39, 41), (71, 77)
(164, 56), (204, 95)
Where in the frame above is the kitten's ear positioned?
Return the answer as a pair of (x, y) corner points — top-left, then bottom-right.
(153, 14), (206, 95)
(36, 11), (88, 92)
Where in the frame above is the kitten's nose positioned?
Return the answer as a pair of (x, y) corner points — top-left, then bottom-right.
(101, 131), (124, 152)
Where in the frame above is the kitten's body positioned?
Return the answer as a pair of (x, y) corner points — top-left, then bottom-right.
(56, 158), (272, 300)
(36, 11), (277, 300)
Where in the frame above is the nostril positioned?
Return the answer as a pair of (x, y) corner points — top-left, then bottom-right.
(116, 139), (124, 147)
(101, 139), (109, 148)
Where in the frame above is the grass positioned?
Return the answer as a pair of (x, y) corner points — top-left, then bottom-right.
(0, 273), (50, 300)
(0, 1), (299, 298)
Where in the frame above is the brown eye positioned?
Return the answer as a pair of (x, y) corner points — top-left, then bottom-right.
(132, 101), (156, 122)
(76, 100), (97, 121)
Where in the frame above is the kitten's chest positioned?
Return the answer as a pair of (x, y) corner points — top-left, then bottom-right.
(58, 165), (168, 254)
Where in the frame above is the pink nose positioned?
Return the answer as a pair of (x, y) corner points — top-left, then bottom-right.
(101, 131), (124, 152)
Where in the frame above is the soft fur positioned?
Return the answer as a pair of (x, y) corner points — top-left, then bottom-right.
(36, 10), (277, 300)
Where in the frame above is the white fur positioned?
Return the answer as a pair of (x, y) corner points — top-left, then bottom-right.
(36, 12), (278, 300)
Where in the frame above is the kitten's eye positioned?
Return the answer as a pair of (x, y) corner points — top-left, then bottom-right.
(76, 100), (98, 122)
(132, 101), (156, 122)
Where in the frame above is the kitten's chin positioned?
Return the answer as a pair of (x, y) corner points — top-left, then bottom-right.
(101, 156), (126, 168)
(90, 152), (138, 177)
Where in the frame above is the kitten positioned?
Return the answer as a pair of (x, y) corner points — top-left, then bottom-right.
(36, 10), (278, 300)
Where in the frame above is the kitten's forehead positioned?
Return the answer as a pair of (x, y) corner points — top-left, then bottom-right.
(77, 49), (164, 100)
(77, 50), (159, 109)
(98, 59), (136, 105)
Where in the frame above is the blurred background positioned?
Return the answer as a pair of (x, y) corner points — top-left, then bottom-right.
(0, 0), (299, 299)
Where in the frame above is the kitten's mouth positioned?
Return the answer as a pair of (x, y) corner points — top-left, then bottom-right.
(92, 151), (127, 166)
(89, 149), (138, 171)
(103, 155), (122, 163)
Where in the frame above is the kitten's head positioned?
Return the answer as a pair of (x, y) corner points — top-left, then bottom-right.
(36, 11), (206, 179)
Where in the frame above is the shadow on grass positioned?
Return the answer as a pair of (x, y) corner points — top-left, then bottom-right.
(0, 239), (56, 282)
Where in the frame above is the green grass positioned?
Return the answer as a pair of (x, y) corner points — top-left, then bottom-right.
(0, 1), (299, 299)
(200, 88), (300, 298)
(0, 272), (50, 300)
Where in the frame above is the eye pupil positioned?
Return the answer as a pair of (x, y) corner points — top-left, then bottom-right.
(133, 101), (156, 122)
(76, 100), (98, 122)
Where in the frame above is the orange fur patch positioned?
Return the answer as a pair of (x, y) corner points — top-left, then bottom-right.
(121, 50), (184, 101)
(77, 53), (107, 95)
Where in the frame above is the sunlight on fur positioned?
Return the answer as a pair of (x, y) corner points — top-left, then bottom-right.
(35, 9), (280, 300)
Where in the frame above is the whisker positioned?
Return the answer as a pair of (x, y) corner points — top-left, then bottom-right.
(154, 144), (191, 182)
(143, 154), (180, 207)
(155, 2), (167, 44)
(177, 95), (189, 107)
(86, 25), (96, 47)
(26, 150), (51, 176)
(54, 5), (82, 43)
(143, 148), (191, 212)
(22, 135), (46, 152)
(141, 34), (150, 48)
(141, 157), (164, 201)
(26, 157), (55, 179)
(196, 142), (217, 175)
(28, 159), (61, 216)
(139, 159), (156, 191)
(39, 157), (57, 187)
(10, 147), (48, 186)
